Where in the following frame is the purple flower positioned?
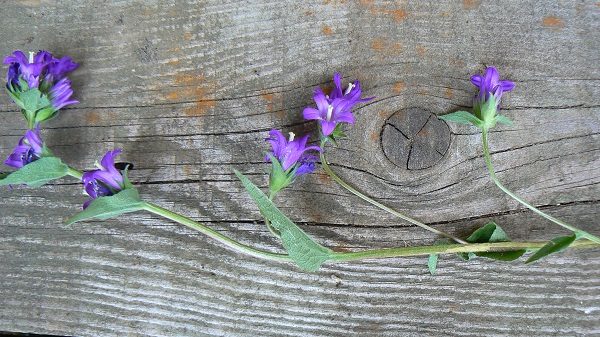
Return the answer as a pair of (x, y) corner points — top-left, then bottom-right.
(303, 73), (374, 136)
(82, 150), (125, 209)
(266, 129), (322, 175)
(48, 78), (79, 110)
(4, 50), (79, 116)
(471, 67), (514, 104)
(4, 124), (44, 168)
(4, 50), (54, 89)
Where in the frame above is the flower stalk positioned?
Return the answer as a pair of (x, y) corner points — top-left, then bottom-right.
(481, 128), (600, 244)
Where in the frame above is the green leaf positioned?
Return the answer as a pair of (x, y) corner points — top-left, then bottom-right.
(66, 188), (144, 225)
(438, 111), (484, 129)
(525, 234), (577, 264)
(428, 254), (439, 275)
(235, 170), (333, 271)
(462, 222), (526, 261)
(495, 115), (513, 126)
(0, 157), (69, 187)
(20, 88), (52, 117)
(428, 239), (453, 274)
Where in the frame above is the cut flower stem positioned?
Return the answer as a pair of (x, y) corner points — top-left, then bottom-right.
(481, 128), (600, 244)
(318, 147), (468, 244)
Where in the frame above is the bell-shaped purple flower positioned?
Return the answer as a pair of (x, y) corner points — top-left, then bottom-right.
(266, 129), (322, 174)
(4, 124), (44, 168)
(471, 67), (514, 105)
(4, 50), (54, 89)
(4, 50), (79, 125)
(303, 73), (374, 136)
(82, 150), (125, 209)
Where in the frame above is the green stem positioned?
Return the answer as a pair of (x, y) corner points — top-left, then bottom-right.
(319, 150), (468, 244)
(66, 166), (83, 180)
(481, 128), (600, 244)
(331, 239), (598, 262)
(142, 201), (292, 262)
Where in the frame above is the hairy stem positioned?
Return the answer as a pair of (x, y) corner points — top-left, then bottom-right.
(319, 150), (468, 244)
(142, 201), (292, 262)
(481, 128), (600, 244)
(66, 166), (83, 180)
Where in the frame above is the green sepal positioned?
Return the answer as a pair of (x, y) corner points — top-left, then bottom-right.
(459, 222), (526, 261)
(0, 157), (69, 187)
(525, 234), (577, 264)
(479, 95), (498, 129)
(35, 106), (59, 123)
(65, 188), (144, 225)
(438, 111), (484, 129)
(321, 123), (347, 147)
(235, 170), (333, 272)
(266, 152), (296, 195)
(6, 85), (24, 108)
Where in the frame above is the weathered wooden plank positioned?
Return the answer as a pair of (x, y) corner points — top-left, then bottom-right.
(0, 0), (599, 336)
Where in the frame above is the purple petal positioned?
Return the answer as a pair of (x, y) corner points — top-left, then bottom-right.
(499, 80), (515, 92)
(471, 74), (483, 87)
(320, 120), (337, 136)
(302, 107), (322, 121)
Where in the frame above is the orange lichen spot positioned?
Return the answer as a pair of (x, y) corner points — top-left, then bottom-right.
(167, 92), (180, 100)
(444, 88), (453, 99)
(393, 82), (406, 94)
(462, 0), (481, 9)
(305, 10), (313, 15)
(379, 110), (387, 117)
(183, 33), (192, 39)
(450, 58), (466, 67)
(169, 47), (181, 52)
(416, 45), (426, 57)
(323, 25), (333, 35)
(358, 0), (374, 5)
(370, 8), (407, 22)
(371, 38), (402, 55)
(88, 111), (100, 123)
(370, 133), (378, 141)
(371, 38), (386, 52)
(419, 89), (428, 96)
(324, 0), (346, 5)
(542, 16), (564, 31)
(389, 9), (406, 21)
(440, 11), (451, 17)
(261, 93), (274, 112)
(184, 165), (192, 176)
(167, 58), (179, 65)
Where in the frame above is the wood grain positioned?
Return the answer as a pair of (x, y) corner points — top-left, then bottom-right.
(0, 1), (599, 336)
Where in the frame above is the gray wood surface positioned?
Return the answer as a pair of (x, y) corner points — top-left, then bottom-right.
(1, 1), (599, 336)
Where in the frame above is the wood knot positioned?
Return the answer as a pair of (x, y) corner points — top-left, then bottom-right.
(380, 108), (450, 170)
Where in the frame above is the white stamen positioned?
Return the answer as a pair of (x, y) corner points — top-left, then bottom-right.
(28, 52), (35, 64)
(326, 105), (333, 121)
(288, 132), (295, 142)
(344, 83), (355, 95)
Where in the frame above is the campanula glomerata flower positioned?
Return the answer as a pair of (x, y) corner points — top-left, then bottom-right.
(303, 73), (374, 136)
(82, 150), (125, 209)
(265, 129), (322, 195)
(4, 124), (44, 168)
(471, 67), (514, 124)
(4, 50), (79, 127)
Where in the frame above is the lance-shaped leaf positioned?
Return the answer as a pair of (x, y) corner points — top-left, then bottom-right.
(525, 234), (577, 264)
(438, 111), (484, 129)
(0, 157), (68, 187)
(66, 188), (144, 225)
(235, 170), (333, 272)
(458, 222), (526, 261)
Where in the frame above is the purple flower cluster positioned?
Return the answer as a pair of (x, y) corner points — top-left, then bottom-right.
(266, 129), (322, 176)
(303, 73), (374, 136)
(4, 50), (79, 113)
(81, 150), (125, 209)
(471, 67), (514, 110)
(4, 124), (44, 168)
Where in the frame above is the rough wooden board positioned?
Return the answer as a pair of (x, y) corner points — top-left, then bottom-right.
(0, 0), (599, 336)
